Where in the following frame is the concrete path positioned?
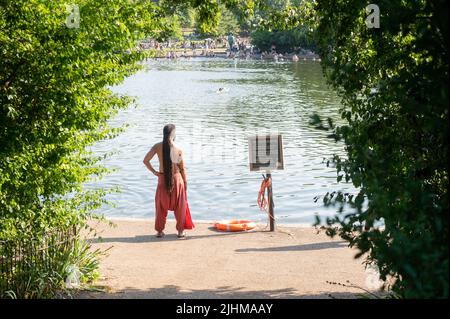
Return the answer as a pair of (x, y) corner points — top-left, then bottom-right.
(77, 219), (371, 299)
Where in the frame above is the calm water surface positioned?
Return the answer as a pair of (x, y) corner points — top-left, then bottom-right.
(91, 58), (356, 225)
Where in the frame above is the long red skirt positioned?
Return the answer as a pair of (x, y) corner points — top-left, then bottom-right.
(155, 173), (194, 232)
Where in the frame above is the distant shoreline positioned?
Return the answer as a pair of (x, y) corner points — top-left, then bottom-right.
(144, 48), (321, 61)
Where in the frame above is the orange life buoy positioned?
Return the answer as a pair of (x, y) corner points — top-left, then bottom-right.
(214, 219), (256, 232)
(257, 175), (272, 212)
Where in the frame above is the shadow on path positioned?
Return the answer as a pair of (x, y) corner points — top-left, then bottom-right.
(76, 284), (363, 299)
(88, 228), (271, 244)
(235, 241), (348, 252)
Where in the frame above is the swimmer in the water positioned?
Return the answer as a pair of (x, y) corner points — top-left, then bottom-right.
(217, 87), (229, 93)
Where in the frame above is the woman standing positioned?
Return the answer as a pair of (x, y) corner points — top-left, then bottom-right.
(143, 124), (192, 238)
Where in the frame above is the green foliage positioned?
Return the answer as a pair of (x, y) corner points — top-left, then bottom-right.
(0, 226), (102, 299)
(155, 15), (184, 41)
(195, 4), (241, 37)
(158, 0), (258, 38)
(252, 0), (315, 30)
(247, 0), (317, 52)
(192, 0), (221, 34)
(252, 0), (449, 299)
(216, 5), (241, 36)
(0, 0), (225, 298)
(309, 0), (448, 298)
(251, 26), (315, 53)
(1, 0), (161, 236)
(178, 8), (197, 29)
(159, 0), (195, 28)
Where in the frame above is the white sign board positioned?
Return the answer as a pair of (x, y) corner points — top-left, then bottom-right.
(248, 135), (284, 171)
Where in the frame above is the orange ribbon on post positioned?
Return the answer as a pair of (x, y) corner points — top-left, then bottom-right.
(257, 174), (275, 231)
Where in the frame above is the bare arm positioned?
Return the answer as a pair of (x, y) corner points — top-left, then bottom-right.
(143, 145), (160, 177)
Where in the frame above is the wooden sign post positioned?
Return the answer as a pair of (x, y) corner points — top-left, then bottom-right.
(248, 135), (284, 232)
(267, 172), (275, 231)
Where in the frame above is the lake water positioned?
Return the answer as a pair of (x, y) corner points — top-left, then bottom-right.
(91, 58), (356, 226)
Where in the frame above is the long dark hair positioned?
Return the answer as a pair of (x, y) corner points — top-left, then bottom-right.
(162, 124), (176, 193)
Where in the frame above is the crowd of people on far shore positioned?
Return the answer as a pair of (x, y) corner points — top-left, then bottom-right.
(139, 33), (320, 62)
(139, 37), (225, 59)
